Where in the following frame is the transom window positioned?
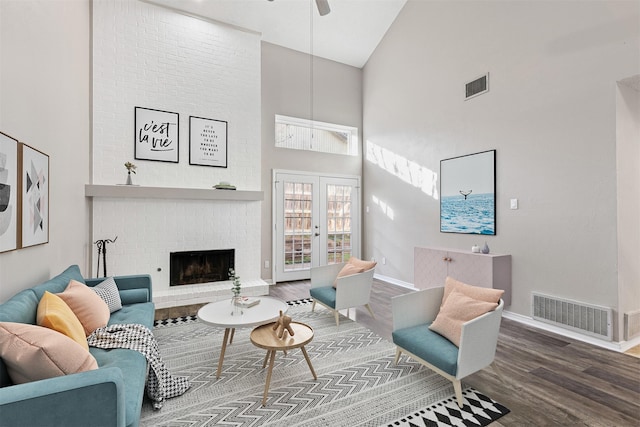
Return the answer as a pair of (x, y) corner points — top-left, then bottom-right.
(275, 114), (358, 156)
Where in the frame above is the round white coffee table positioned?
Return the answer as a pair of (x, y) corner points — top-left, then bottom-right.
(197, 296), (288, 379)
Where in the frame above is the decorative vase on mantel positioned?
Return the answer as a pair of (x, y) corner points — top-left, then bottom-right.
(124, 161), (137, 186)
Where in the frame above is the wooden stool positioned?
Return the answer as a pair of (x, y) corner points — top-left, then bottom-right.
(250, 321), (317, 406)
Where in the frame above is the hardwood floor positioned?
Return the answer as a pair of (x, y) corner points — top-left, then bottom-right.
(268, 279), (640, 426)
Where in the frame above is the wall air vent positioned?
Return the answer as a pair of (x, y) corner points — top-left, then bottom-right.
(624, 309), (640, 340)
(465, 73), (489, 100)
(532, 292), (612, 341)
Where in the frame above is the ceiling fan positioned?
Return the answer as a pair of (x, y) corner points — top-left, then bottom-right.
(267, 0), (331, 16)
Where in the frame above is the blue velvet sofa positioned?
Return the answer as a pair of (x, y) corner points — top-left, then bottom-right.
(0, 265), (155, 427)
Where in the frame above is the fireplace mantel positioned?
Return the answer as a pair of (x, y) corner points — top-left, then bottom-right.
(85, 184), (263, 201)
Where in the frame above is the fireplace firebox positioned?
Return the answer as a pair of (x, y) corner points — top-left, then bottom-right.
(170, 249), (235, 286)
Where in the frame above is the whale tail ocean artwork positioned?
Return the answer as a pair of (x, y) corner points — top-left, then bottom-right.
(440, 150), (496, 236)
(441, 192), (495, 235)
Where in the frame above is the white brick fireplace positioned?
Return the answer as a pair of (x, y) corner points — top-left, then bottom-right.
(90, 0), (266, 307)
(89, 191), (267, 308)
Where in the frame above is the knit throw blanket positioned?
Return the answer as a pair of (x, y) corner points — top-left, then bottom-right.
(87, 324), (190, 409)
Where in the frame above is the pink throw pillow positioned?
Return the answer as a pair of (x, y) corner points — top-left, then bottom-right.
(0, 322), (98, 384)
(429, 289), (498, 347)
(57, 280), (110, 336)
(442, 276), (504, 305)
(333, 263), (365, 288)
(347, 257), (377, 271)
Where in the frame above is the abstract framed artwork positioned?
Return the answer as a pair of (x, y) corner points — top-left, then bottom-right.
(0, 132), (18, 253)
(440, 149), (496, 235)
(189, 116), (228, 168)
(19, 143), (49, 248)
(134, 106), (179, 163)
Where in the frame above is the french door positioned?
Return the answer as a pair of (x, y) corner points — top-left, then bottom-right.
(273, 170), (360, 283)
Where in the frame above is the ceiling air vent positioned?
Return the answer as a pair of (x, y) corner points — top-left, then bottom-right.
(465, 73), (489, 100)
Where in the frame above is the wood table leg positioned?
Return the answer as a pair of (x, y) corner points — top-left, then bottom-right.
(229, 327), (235, 344)
(262, 350), (270, 368)
(300, 346), (317, 380)
(262, 350), (276, 406)
(216, 328), (231, 379)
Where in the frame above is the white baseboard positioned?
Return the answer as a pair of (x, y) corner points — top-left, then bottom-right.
(373, 273), (415, 290)
(503, 310), (640, 353)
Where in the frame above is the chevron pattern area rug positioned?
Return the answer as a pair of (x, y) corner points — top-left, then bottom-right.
(141, 303), (509, 426)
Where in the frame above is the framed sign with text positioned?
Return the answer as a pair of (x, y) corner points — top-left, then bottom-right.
(134, 107), (179, 163)
(189, 116), (227, 168)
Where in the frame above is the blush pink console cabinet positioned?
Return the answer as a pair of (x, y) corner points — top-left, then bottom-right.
(414, 247), (512, 306)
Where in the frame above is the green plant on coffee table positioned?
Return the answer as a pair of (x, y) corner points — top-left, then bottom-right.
(229, 268), (241, 297)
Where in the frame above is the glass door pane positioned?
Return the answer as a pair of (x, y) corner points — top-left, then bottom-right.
(274, 173), (319, 282)
(325, 183), (353, 264)
(319, 176), (359, 267)
(284, 182), (313, 272)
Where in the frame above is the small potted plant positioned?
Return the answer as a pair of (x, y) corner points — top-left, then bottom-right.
(124, 161), (137, 185)
(229, 268), (243, 315)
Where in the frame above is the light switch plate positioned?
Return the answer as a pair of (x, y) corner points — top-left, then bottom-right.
(510, 198), (518, 210)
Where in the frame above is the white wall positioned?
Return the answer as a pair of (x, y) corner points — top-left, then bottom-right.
(92, 0), (260, 189)
(362, 0), (639, 341)
(616, 79), (640, 327)
(91, 0), (262, 294)
(0, 0), (90, 303)
(260, 42), (363, 281)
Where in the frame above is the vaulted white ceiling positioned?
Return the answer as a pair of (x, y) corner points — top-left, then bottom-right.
(145, 0), (407, 68)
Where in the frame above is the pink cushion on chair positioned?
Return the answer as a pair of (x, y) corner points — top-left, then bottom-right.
(347, 257), (377, 271)
(332, 257), (377, 288)
(333, 263), (365, 288)
(429, 289), (498, 347)
(442, 276), (503, 305)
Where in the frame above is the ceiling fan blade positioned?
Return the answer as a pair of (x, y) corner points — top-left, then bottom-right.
(316, 0), (330, 16)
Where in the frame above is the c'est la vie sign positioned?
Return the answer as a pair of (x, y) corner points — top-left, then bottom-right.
(134, 107), (179, 163)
